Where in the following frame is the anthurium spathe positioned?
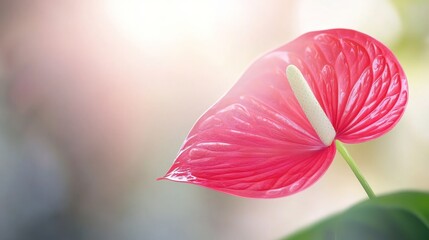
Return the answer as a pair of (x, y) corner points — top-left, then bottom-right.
(160, 29), (408, 198)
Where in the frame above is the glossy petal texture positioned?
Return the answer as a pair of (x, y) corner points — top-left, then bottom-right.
(162, 29), (408, 198)
(284, 30), (408, 143)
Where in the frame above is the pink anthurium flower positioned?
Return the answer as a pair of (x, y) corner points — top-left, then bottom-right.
(160, 29), (408, 198)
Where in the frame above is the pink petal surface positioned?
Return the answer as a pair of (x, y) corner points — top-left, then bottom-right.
(161, 29), (408, 198)
(283, 29), (408, 143)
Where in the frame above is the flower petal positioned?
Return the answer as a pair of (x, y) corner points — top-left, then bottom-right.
(279, 29), (408, 143)
(162, 29), (407, 198)
(161, 49), (336, 198)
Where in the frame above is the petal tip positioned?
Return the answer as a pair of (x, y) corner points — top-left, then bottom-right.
(156, 176), (167, 181)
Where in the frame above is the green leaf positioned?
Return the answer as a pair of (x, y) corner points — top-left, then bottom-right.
(283, 191), (429, 240)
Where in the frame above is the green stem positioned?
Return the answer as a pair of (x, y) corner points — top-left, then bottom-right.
(335, 140), (376, 199)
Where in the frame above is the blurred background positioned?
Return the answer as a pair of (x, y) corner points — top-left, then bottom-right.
(0, 0), (428, 239)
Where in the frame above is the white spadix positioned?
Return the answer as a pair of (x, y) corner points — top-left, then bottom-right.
(286, 65), (336, 146)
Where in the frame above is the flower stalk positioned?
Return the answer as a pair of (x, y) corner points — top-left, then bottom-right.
(335, 140), (376, 199)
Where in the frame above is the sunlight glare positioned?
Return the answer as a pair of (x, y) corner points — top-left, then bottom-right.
(105, 0), (240, 49)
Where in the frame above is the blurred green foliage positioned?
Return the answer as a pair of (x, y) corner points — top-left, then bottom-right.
(390, 0), (429, 59)
(284, 191), (429, 240)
